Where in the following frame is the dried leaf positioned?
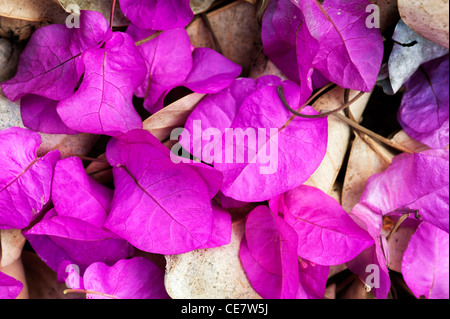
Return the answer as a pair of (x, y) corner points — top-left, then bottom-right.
(54, 0), (129, 27)
(143, 93), (206, 142)
(0, 229), (26, 267)
(190, 0), (215, 15)
(0, 0), (65, 23)
(342, 135), (395, 213)
(0, 37), (20, 83)
(368, 0), (399, 32)
(186, 1), (259, 75)
(0, 0), (66, 41)
(398, 0), (449, 49)
(304, 87), (371, 194)
(164, 220), (262, 299)
(387, 227), (415, 273)
(21, 251), (71, 299)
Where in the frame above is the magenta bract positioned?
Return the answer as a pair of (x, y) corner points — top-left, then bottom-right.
(0, 127), (60, 230)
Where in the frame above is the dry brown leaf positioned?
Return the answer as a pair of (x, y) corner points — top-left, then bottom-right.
(190, 0), (216, 15)
(342, 135), (395, 213)
(368, 0), (399, 32)
(342, 130), (430, 213)
(304, 87), (371, 194)
(143, 93), (206, 142)
(37, 132), (99, 158)
(0, 0), (67, 41)
(0, 229), (26, 268)
(249, 53), (288, 81)
(53, 0), (129, 27)
(391, 130), (430, 153)
(187, 1), (259, 75)
(0, 256), (29, 299)
(340, 278), (375, 299)
(0, 37), (21, 83)
(164, 219), (262, 299)
(0, 0), (65, 23)
(398, 0), (449, 49)
(22, 251), (72, 299)
(385, 227), (416, 273)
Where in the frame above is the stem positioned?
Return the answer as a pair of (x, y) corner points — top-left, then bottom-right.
(386, 213), (411, 242)
(63, 289), (119, 299)
(136, 31), (163, 46)
(110, 0), (116, 29)
(277, 85), (414, 154)
(332, 113), (413, 154)
(277, 85), (363, 119)
(61, 154), (110, 164)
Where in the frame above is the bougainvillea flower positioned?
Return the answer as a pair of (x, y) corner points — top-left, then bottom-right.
(20, 95), (79, 135)
(402, 222), (449, 299)
(51, 157), (113, 228)
(347, 149), (449, 298)
(182, 76), (328, 202)
(104, 129), (223, 255)
(0, 271), (23, 299)
(295, 0), (383, 92)
(134, 31), (242, 113)
(262, 0), (383, 96)
(1, 11), (111, 102)
(119, 0), (193, 31)
(57, 32), (146, 136)
(359, 149), (449, 233)
(129, 27), (193, 113)
(0, 127), (60, 230)
(239, 205), (299, 299)
(24, 157), (134, 272)
(270, 185), (374, 265)
(66, 257), (169, 299)
(398, 55), (449, 149)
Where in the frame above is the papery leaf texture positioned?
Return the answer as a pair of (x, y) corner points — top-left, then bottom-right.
(402, 222), (449, 299)
(0, 127), (60, 230)
(398, 55), (449, 149)
(181, 76), (328, 202)
(271, 185), (374, 265)
(359, 149), (449, 233)
(119, 0), (194, 30)
(1, 10), (112, 102)
(57, 32), (146, 136)
(104, 129), (222, 255)
(81, 257), (169, 299)
(239, 205), (299, 299)
(0, 271), (23, 299)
